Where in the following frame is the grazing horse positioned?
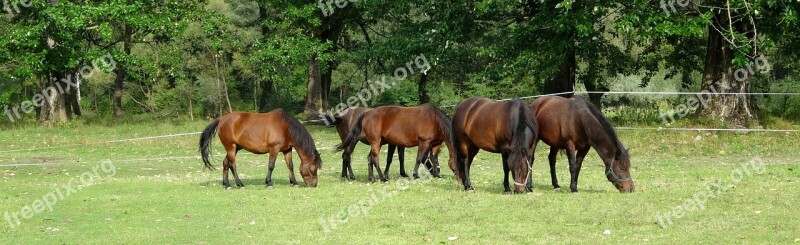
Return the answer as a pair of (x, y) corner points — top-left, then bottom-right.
(530, 96), (634, 193)
(323, 108), (408, 179)
(199, 110), (321, 189)
(452, 98), (537, 194)
(335, 104), (456, 182)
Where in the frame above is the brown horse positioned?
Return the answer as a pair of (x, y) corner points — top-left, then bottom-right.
(199, 110), (321, 189)
(530, 96), (634, 193)
(335, 104), (456, 182)
(452, 98), (537, 193)
(323, 107), (408, 179)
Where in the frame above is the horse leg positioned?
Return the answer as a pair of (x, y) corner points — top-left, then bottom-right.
(427, 145), (442, 178)
(566, 143), (578, 193)
(384, 144), (396, 179)
(526, 140), (538, 192)
(398, 147), (408, 178)
(463, 147), (478, 191)
(265, 151), (278, 189)
(341, 151), (349, 179)
(370, 143), (387, 182)
(573, 147), (590, 193)
(222, 157), (231, 189)
(367, 151), (375, 182)
(341, 149), (355, 181)
(284, 151), (299, 187)
(227, 149), (245, 189)
(413, 142), (432, 179)
(548, 147), (561, 190)
(502, 153), (511, 194)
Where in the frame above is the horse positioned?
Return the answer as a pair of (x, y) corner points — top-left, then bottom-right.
(335, 104), (456, 182)
(452, 98), (537, 194)
(322, 107), (408, 179)
(530, 95), (634, 193)
(199, 109), (322, 189)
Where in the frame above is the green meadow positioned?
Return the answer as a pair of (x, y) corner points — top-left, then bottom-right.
(0, 120), (798, 244)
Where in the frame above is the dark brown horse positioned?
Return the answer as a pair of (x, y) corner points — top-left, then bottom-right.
(452, 98), (537, 193)
(199, 110), (321, 189)
(453, 98), (537, 193)
(530, 96), (634, 193)
(324, 107), (408, 179)
(335, 104), (456, 182)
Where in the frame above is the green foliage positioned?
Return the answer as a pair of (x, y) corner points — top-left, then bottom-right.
(1, 0), (799, 125)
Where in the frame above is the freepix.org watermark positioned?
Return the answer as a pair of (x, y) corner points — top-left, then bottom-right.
(319, 170), (435, 233)
(3, 53), (117, 123)
(317, 54), (431, 126)
(660, 0), (692, 16)
(2, 0), (32, 17)
(654, 157), (766, 228)
(4, 160), (117, 229)
(659, 54), (770, 126)
(317, 0), (363, 17)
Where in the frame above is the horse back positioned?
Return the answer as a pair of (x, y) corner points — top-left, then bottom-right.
(362, 105), (438, 147)
(453, 98), (516, 152)
(335, 107), (370, 142)
(217, 111), (291, 154)
(531, 96), (590, 149)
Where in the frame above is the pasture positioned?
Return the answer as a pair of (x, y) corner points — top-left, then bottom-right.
(0, 120), (798, 244)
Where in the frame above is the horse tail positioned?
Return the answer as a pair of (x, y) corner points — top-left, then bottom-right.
(335, 112), (366, 152)
(450, 102), (466, 181)
(199, 119), (220, 170)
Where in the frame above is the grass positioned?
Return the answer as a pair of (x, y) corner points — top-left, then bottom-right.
(0, 120), (799, 244)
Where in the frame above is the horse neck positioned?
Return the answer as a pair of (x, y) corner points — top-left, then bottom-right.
(433, 112), (456, 158)
(287, 127), (313, 161)
(585, 118), (619, 160)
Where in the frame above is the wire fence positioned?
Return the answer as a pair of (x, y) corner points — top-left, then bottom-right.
(0, 90), (797, 156)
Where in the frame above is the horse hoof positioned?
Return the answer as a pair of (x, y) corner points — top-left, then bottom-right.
(400, 174), (409, 178)
(293, 185), (300, 188)
(503, 191), (512, 195)
(266, 186), (273, 190)
(225, 186), (232, 190)
(554, 187), (561, 192)
(239, 186), (246, 189)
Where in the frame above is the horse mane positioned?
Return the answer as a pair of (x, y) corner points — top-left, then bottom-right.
(574, 96), (627, 163)
(423, 104), (453, 143)
(277, 109), (321, 168)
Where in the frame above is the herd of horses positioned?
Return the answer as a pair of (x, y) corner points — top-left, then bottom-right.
(198, 96), (635, 194)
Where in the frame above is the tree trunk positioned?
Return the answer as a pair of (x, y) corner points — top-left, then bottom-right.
(418, 73), (430, 104)
(258, 80), (274, 113)
(36, 0), (68, 125)
(113, 24), (131, 118)
(696, 11), (758, 128)
(543, 48), (576, 97)
(583, 76), (608, 109)
(64, 69), (82, 118)
(305, 53), (323, 115)
(321, 60), (333, 110)
(257, 5), (275, 113)
(37, 73), (68, 125)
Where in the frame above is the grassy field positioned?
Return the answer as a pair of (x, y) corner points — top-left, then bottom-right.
(0, 120), (798, 244)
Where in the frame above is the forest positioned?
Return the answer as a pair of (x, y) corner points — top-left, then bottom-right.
(1, 0), (799, 128)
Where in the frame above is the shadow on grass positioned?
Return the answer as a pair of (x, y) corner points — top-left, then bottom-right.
(198, 178), (313, 189)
